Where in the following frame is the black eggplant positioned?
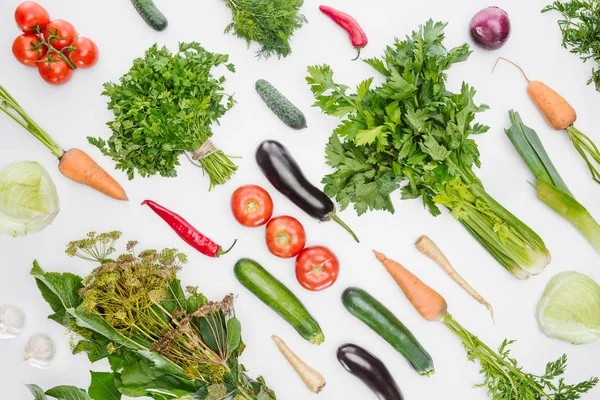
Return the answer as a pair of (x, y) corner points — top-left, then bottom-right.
(256, 140), (359, 242)
(337, 344), (404, 400)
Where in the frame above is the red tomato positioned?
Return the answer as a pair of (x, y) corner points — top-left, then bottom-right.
(231, 185), (273, 227)
(12, 34), (46, 67)
(15, 1), (50, 33)
(44, 20), (77, 50)
(295, 246), (340, 291)
(69, 37), (99, 68)
(37, 55), (73, 85)
(265, 216), (306, 258)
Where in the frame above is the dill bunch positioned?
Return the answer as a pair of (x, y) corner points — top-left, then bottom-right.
(32, 232), (276, 399)
(223, 0), (307, 58)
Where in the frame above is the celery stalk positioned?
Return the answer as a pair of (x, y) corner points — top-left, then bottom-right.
(505, 111), (600, 254)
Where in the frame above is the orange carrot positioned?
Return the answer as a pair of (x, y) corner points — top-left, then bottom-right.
(373, 250), (447, 321)
(494, 57), (600, 184)
(59, 149), (128, 201)
(494, 57), (576, 130)
(0, 85), (128, 200)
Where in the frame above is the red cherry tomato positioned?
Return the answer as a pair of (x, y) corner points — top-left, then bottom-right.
(295, 246), (340, 291)
(37, 55), (73, 85)
(44, 20), (77, 50)
(231, 185), (273, 227)
(12, 34), (46, 67)
(15, 1), (50, 33)
(265, 216), (306, 258)
(69, 37), (99, 68)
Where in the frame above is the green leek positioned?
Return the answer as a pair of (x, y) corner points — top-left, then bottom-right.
(505, 111), (600, 254)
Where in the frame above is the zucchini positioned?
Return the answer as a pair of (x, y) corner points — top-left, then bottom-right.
(130, 0), (168, 31)
(342, 287), (434, 376)
(255, 79), (307, 130)
(234, 258), (324, 344)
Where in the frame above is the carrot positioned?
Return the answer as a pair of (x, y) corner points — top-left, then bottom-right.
(415, 235), (494, 323)
(59, 149), (128, 201)
(493, 57), (600, 184)
(272, 335), (326, 393)
(373, 250), (447, 321)
(0, 85), (128, 200)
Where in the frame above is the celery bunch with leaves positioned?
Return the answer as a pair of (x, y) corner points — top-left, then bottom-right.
(505, 111), (600, 254)
(307, 20), (550, 279)
(29, 231), (275, 400)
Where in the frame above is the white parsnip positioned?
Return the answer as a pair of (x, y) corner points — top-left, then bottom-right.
(272, 335), (326, 393)
(415, 235), (495, 323)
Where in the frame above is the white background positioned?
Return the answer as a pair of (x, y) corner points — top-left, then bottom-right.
(1, 0), (599, 398)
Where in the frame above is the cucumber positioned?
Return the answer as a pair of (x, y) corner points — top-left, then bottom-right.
(255, 79), (307, 130)
(342, 287), (434, 376)
(234, 258), (324, 344)
(130, 0), (168, 31)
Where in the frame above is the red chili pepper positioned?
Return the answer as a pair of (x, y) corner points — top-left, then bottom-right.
(142, 200), (236, 258)
(319, 5), (368, 60)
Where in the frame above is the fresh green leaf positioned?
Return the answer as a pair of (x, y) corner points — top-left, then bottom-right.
(45, 386), (92, 400)
(25, 384), (49, 400)
(227, 317), (242, 352)
(88, 372), (120, 400)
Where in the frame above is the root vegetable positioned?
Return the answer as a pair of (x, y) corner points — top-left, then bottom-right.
(272, 335), (325, 393)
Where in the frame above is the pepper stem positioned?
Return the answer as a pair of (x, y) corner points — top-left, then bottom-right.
(352, 47), (362, 61)
(217, 239), (238, 257)
(332, 214), (360, 242)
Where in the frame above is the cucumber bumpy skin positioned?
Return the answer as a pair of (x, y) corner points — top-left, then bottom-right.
(130, 0), (168, 31)
(255, 79), (307, 130)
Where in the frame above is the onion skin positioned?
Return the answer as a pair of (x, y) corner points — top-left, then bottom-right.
(469, 6), (511, 50)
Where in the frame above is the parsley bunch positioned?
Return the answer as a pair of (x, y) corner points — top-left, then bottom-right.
(307, 21), (550, 279)
(543, 0), (600, 91)
(89, 42), (237, 189)
(223, 0), (307, 58)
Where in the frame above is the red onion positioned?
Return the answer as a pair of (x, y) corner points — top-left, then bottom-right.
(469, 6), (511, 50)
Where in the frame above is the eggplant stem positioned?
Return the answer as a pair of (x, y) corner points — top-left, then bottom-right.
(332, 214), (360, 242)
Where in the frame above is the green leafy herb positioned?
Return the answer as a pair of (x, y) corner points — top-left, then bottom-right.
(30, 232), (276, 400)
(307, 20), (550, 279)
(542, 0), (600, 91)
(442, 314), (598, 399)
(90, 42), (237, 189)
(223, 0), (307, 58)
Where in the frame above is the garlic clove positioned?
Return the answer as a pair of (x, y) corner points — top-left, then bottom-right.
(0, 304), (25, 339)
(24, 334), (55, 369)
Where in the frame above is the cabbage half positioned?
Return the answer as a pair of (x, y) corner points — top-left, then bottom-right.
(0, 161), (60, 236)
(536, 271), (600, 345)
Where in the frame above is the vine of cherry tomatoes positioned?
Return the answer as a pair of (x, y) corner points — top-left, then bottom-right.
(231, 185), (341, 292)
(12, 1), (99, 85)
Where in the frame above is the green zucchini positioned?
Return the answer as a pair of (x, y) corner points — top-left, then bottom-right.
(255, 79), (307, 130)
(130, 0), (168, 31)
(342, 287), (434, 376)
(234, 258), (324, 344)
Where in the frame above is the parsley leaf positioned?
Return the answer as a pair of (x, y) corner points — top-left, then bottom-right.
(90, 43), (237, 189)
(308, 20), (551, 278)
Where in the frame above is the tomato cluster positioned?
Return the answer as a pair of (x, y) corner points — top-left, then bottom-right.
(12, 1), (99, 85)
(231, 185), (340, 291)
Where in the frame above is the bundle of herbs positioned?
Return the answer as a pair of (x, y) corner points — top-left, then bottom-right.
(307, 20), (550, 279)
(89, 42), (237, 190)
(543, 0), (600, 92)
(29, 231), (275, 400)
(223, 0), (307, 59)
